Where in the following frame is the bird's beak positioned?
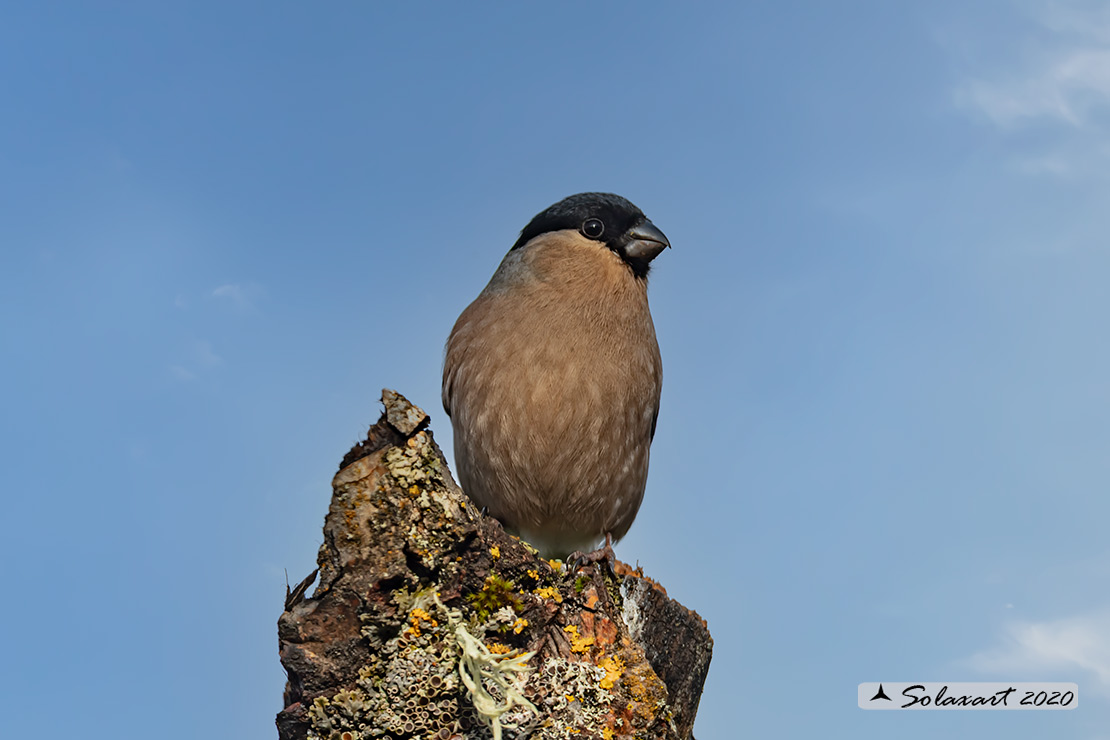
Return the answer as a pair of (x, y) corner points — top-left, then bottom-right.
(623, 219), (671, 262)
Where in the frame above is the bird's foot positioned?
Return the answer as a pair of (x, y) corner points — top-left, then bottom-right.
(566, 532), (616, 574)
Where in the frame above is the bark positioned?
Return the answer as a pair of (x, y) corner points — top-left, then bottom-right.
(277, 390), (712, 740)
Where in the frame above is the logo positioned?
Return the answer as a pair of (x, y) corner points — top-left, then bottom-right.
(858, 683), (1078, 710)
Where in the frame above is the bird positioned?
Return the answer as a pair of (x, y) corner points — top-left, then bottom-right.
(442, 192), (669, 560)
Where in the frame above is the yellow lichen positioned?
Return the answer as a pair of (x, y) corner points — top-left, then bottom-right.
(534, 586), (562, 603)
(487, 642), (512, 654)
(406, 607), (436, 636)
(563, 624), (595, 654)
(598, 655), (625, 690)
(490, 545), (500, 559)
(512, 617), (528, 634)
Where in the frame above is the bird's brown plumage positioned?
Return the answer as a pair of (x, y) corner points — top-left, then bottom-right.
(443, 196), (664, 558)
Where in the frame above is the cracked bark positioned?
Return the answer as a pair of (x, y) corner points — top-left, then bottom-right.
(277, 390), (712, 740)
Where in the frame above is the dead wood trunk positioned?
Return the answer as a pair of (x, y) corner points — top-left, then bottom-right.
(277, 390), (712, 740)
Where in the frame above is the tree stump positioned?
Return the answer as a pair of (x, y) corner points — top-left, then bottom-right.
(277, 390), (712, 740)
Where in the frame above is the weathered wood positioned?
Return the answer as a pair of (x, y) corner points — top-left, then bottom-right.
(277, 390), (712, 740)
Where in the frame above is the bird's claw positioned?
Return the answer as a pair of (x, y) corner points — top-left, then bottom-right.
(566, 533), (616, 574)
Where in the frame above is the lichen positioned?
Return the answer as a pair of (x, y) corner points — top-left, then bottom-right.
(406, 607), (437, 637)
(563, 625), (595, 654)
(310, 588), (466, 740)
(597, 655), (625, 690)
(440, 594), (537, 740)
(303, 420), (675, 739)
(309, 586), (540, 740)
(384, 432), (444, 490)
(528, 657), (615, 737)
(533, 585), (562, 603)
(308, 578), (653, 740)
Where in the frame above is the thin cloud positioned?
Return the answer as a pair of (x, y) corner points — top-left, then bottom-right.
(949, 2), (1110, 179)
(169, 365), (196, 382)
(1012, 152), (1076, 176)
(192, 339), (223, 368)
(964, 608), (1110, 695)
(169, 340), (223, 382)
(1038, 1), (1110, 43)
(211, 282), (263, 310)
(957, 48), (1110, 127)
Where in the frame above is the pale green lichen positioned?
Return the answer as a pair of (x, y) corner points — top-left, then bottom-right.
(309, 587), (465, 740)
(384, 432), (444, 489)
(306, 688), (372, 739)
(311, 586), (542, 740)
(436, 593), (537, 740)
(306, 567), (631, 739)
(530, 657), (614, 738)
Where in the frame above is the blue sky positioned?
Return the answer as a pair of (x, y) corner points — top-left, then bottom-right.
(3, 1), (1109, 738)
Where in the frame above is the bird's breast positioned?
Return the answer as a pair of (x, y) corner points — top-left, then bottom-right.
(443, 232), (662, 556)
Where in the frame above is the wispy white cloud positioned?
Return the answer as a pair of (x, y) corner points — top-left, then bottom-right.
(192, 339), (223, 368)
(964, 607), (1110, 695)
(212, 283), (247, 302)
(956, 43), (1110, 127)
(1037, 1), (1110, 43)
(169, 365), (196, 382)
(211, 281), (263, 310)
(1011, 152), (1077, 176)
(169, 340), (223, 382)
(950, 2), (1110, 177)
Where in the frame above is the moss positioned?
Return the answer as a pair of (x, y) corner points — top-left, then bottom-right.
(466, 574), (521, 622)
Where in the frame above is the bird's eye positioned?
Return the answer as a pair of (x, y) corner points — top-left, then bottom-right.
(581, 218), (605, 239)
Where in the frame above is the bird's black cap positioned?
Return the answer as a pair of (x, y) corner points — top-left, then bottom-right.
(511, 192), (669, 278)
